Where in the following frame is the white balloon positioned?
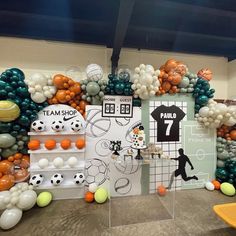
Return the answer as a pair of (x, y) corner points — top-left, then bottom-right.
(224, 117), (236, 126)
(31, 92), (46, 103)
(140, 64), (145, 70)
(35, 85), (42, 92)
(44, 90), (51, 97)
(215, 103), (227, 114)
(16, 190), (37, 211)
(10, 196), (19, 205)
(0, 191), (10, 210)
(199, 107), (209, 117)
(53, 157), (64, 168)
(67, 156), (78, 168)
(31, 73), (48, 86)
(134, 67), (140, 74)
(0, 208), (22, 230)
(89, 183), (98, 193)
(38, 158), (49, 169)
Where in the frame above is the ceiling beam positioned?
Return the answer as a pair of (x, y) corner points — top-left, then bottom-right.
(111, 0), (135, 74)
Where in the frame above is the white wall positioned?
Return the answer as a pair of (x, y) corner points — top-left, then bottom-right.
(228, 60), (236, 99)
(0, 37), (229, 99)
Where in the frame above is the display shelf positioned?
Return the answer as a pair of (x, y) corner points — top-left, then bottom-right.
(28, 131), (85, 136)
(28, 143), (85, 154)
(29, 163), (85, 172)
(35, 179), (85, 190)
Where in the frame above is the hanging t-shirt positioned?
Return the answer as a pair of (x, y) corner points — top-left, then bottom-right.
(151, 105), (185, 142)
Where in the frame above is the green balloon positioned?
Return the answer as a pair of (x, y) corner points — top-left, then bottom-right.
(215, 168), (228, 180)
(179, 77), (190, 88)
(1, 148), (17, 158)
(0, 122), (12, 133)
(18, 115), (30, 126)
(0, 133), (16, 148)
(86, 82), (100, 96)
(115, 82), (125, 95)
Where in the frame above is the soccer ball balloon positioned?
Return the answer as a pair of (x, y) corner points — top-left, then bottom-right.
(29, 174), (44, 187)
(73, 172), (85, 184)
(51, 120), (64, 132)
(71, 120), (83, 132)
(31, 120), (45, 132)
(51, 173), (64, 186)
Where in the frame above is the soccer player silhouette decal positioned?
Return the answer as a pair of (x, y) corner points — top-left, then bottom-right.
(168, 148), (198, 189)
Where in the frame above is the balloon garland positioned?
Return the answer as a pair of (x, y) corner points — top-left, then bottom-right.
(178, 72), (197, 93)
(25, 73), (56, 103)
(0, 68), (48, 158)
(157, 59), (188, 95)
(81, 64), (107, 105)
(48, 74), (88, 116)
(193, 77), (215, 113)
(131, 64), (160, 100)
(195, 100), (236, 128)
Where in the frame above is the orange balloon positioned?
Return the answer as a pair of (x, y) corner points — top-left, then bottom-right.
(14, 169), (30, 183)
(212, 180), (221, 190)
(79, 100), (89, 111)
(164, 59), (178, 73)
(230, 130), (236, 140)
(171, 73), (182, 85)
(60, 139), (72, 150)
(69, 82), (81, 94)
(53, 74), (66, 89)
(85, 191), (94, 203)
(28, 139), (40, 150)
(76, 139), (85, 149)
(56, 90), (70, 103)
(0, 160), (14, 175)
(19, 155), (30, 169)
(162, 81), (171, 92)
(45, 139), (57, 150)
(0, 174), (15, 191)
(157, 185), (167, 196)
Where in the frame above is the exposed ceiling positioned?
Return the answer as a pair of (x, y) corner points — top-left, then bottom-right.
(0, 0), (236, 71)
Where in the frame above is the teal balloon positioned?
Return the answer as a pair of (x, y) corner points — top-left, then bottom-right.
(115, 82), (125, 95)
(179, 77), (190, 88)
(230, 167), (236, 175)
(0, 80), (6, 89)
(86, 82), (100, 96)
(16, 87), (29, 98)
(196, 95), (208, 105)
(10, 68), (25, 78)
(0, 90), (7, 99)
(18, 115), (30, 126)
(0, 133), (16, 148)
(215, 168), (228, 180)
(0, 122), (12, 133)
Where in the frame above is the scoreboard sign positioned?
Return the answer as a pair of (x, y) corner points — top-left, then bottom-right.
(102, 95), (133, 118)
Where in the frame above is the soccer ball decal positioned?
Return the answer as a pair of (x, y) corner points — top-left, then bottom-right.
(73, 172), (85, 184)
(71, 120), (83, 132)
(51, 120), (64, 132)
(29, 174), (44, 187)
(51, 173), (64, 186)
(85, 158), (109, 186)
(31, 120), (45, 132)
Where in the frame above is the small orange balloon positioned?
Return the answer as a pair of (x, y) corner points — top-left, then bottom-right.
(76, 139), (85, 149)
(85, 191), (94, 203)
(79, 100), (89, 111)
(60, 139), (72, 150)
(212, 180), (221, 190)
(28, 139), (40, 150)
(45, 139), (57, 150)
(157, 185), (167, 196)
(230, 130), (236, 140)
(53, 74), (65, 89)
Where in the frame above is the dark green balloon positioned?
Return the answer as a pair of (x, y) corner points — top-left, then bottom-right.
(0, 122), (12, 133)
(0, 90), (7, 99)
(215, 168), (228, 180)
(18, 115), (30, 126)
(0, 80), (6, 89)
(115, 82), (125, 95)
(10, 68), (25, 78)
(16, 87), (29, 98)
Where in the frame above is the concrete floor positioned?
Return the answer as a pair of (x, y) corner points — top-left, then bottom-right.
(0, 189), (236, 236)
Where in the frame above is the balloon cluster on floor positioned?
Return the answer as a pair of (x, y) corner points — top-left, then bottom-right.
(0, 183), (52, 230)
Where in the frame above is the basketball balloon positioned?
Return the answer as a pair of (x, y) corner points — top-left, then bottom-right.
(197, 68), (212, 81)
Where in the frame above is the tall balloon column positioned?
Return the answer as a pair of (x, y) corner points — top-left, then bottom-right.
(80, 64), (107, 105)
(215, 124), (236, 185)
